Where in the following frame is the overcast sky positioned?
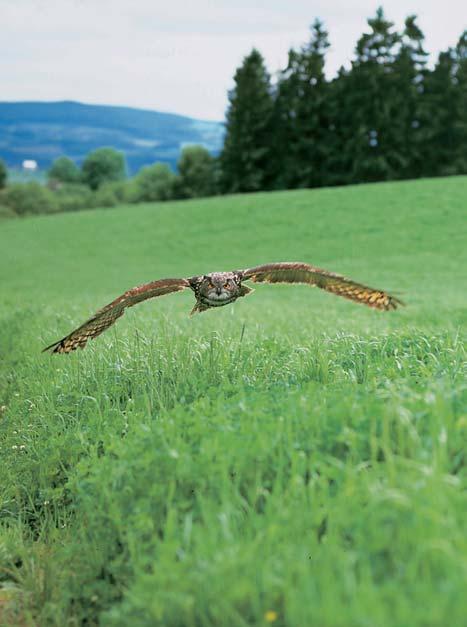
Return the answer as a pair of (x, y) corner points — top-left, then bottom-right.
(1, 0), (465, 121)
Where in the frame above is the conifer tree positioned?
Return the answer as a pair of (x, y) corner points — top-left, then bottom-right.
(391, 16), (428, 178)
(420, 43), (461, 176)
(453, 31), (467, 173)
(274, 20), (331, 188)
(220, 49), (274, 193)
(335, 7), (401, 183)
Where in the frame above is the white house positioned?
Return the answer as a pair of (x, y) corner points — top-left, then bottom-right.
(22, 159), (38, 171)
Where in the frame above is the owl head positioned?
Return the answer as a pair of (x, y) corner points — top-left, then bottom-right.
(195, 272), (241, 303)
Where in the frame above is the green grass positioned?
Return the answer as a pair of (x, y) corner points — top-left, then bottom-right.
(0, 177), (466, 626)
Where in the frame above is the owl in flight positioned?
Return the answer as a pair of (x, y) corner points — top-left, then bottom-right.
(43, 262), (403, 354)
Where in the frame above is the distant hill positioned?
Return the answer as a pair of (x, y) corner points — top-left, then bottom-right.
(0, 101), (224, 174)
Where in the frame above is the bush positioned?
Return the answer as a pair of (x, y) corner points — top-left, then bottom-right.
(91, 184), (120, 208)
(54, 184), (94, 212)
(48, 156), (81, 184)
(0, 159), (7, 189)
(132, 163), (176, 202)
(3, 182), (59, 216)
(81, 148), (126, 190)
(177, 145), (217, 198)
(0, 204), (17, 219)
(123, 178), (141, 203)
(98, 180), (130, 203)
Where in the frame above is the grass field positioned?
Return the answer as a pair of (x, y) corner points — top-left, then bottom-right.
(0, 177), (466, 626)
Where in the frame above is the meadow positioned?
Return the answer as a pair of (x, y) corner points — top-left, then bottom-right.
(0, 176), (466, 626)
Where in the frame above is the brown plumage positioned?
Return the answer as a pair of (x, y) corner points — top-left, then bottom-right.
(43, 262), (403, 354)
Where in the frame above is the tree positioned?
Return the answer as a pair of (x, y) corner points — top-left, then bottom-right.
(132, 163), (176, 202)
(3, 182), (58, 215)
(81, 148), (126, 190)
(419, 45), (461, 177)
(390, 15), (428, 178)
(452, 30), (467, 173)
(177, 145), (216, 198)
(48, 156), (80, 184)
(0, 159), (7, 189)
(333, 7), (401, 184)
(274, 19), (331, 188)
(220, 49), (274, 193)
(418, 30), (467, 177)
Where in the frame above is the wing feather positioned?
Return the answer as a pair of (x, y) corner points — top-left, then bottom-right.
(43, 278), (190, 354)
(241, 262), (403, 311)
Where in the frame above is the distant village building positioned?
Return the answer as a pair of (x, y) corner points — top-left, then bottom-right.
(22, 159), (38, 171)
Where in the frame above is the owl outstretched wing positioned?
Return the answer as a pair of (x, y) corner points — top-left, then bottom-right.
(241, 262), (403, 310)
(43, 277), (190, 353)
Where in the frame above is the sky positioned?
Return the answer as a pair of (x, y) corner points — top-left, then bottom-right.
(1, 0), (466, 121)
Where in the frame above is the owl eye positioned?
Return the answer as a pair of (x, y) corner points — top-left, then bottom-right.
(224, 282), (229, 289)
(208, 282), (214, 289)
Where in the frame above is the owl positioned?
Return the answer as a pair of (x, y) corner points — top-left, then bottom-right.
(43, 262), (403, 354)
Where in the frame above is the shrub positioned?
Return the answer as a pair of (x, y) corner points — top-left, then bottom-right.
(48, 156), (81, 184)
(81, 148), (126, 190)
(132, 163), (176, 202)
(3, 182), (59, 216)
(98, 180), (130, 203)
(123, 178), (141, 203)
(54, 184), (94, 212)
(91, 184), (119, 208)
(0, 158), (7, 189)
(0, 204), (17, 219)
(177, 145), (217, 198)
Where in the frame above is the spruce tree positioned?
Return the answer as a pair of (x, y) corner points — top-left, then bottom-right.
(220, 49), (274, 193)
(453, 31), (467, 173)
(421, 30), (467, 176)
(391, 16), (428, 178)
(274, 20), (331, 188)
(335, 7), (401, 183)
(420, 46), (460, 176)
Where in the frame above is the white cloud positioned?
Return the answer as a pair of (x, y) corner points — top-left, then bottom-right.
(0, 0), (465, 120)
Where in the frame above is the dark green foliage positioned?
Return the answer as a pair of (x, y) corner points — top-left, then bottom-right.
(419, 50), (460, 176)
(0, 158), (7, 189)
(274, 20), (331, 188)
(91, 184), (120, 208)
(81, 147), (126, 190)
(220, 49), (275, 192)
(335, 8), (402, 184)
(453, 31), (467, 173)
(177, 145), (217, 198)
(219, 9), (466, 191)
(2, 182), (58, 215)
(390, 16), (428, 178)
(48, 156), (81, 184)
(419, 30), (467, 177)
(132, 163), (177, 201)
(0, 204), (17, 219)
(52, 183), (94, 212)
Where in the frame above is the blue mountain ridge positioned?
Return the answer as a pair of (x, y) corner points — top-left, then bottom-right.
(0, 101), (224, 174)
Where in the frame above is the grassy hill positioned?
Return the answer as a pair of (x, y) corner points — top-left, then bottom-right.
(0, 177), (466, 625)
(0, 100), (223, 174)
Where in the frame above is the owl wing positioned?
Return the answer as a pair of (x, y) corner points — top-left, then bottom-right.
(43, 277), (191, 354)
(241, 262), (403, 311)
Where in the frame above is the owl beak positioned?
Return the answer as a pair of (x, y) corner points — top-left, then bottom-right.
(216, 287), (222, 295)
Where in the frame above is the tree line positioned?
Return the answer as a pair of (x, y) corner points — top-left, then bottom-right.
(221, 8), (467, 192)
(1, 7), (466, 219)
(0, 145), (218, 218)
